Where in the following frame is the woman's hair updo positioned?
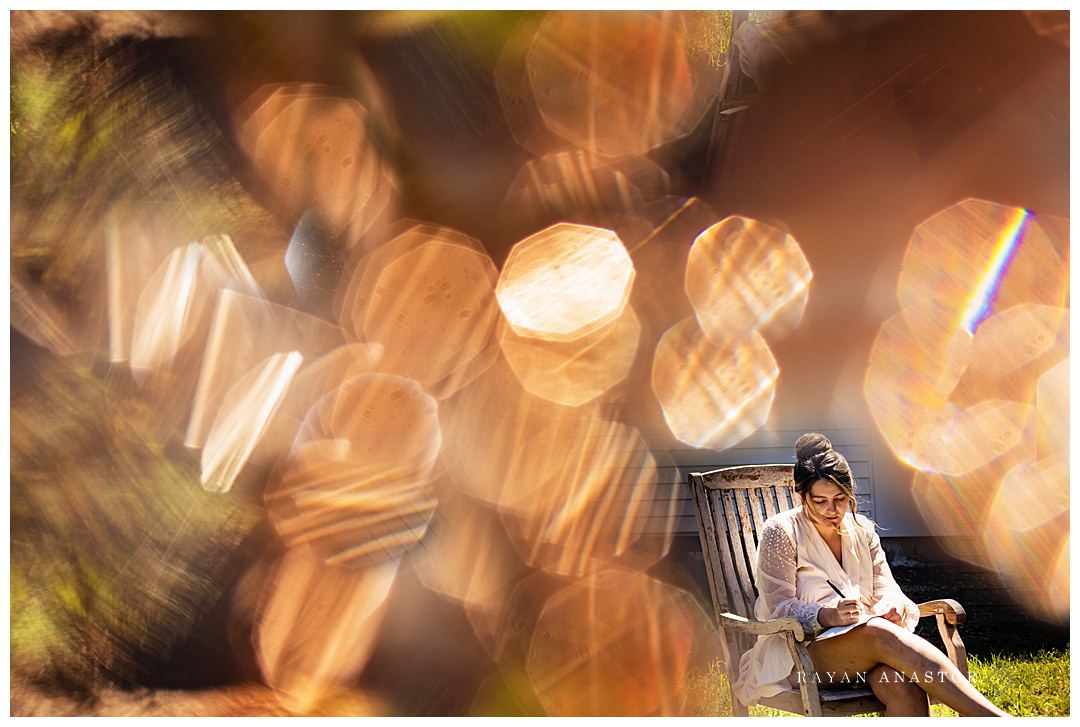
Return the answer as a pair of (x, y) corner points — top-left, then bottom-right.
(792, 432), (858, 514)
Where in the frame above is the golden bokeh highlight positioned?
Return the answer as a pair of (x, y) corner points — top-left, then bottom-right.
(966, 304), (1067, 385)
(1035, 358), (1068, 459)
(685, 215), (812, 347)
(340, 224), (501, 399)
(921, 400), (1032, 477)
(503, 150), (671, 221)
(266, 373), (440, 569)
(185, 290), (343, 451)
(496, 12), (729, 160)
(106, 215), (198, 364)
(866, 312), (970, 471)
(496, 222), (634, 342)
(909, 428), (1038, 569)
(111, 235), (267, 445)
(440, 357), (678, 579)
(130, 236), (259, 375)
(439, 359), (601, 515)
(985, 456), (1068, 532)
(254, 548), (398, 713)
(651, 317), (778, 450)
(256, 343), (385, 463)
(526, 12), (692, 158)
(525, 569), (699, 716)
(201, 350), (304, 493)
(983, 457), (1069, 621)
(11, 13), (1070, 716)
(500, 418), (677, 578)
(498, 303), (641, 408)
(237, 83), (393, 248)
(410, 483), (523, 652)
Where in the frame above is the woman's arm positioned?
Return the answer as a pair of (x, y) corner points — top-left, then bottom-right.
(756, 519), (828, 633)
(865, 521), (920, 630)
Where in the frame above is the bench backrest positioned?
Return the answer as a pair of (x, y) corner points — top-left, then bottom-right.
(688, 464), (798, 657)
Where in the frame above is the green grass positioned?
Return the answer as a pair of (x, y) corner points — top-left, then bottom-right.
(686, 648), (1069, 717)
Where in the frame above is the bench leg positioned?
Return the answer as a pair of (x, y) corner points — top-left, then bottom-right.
(730, 685), (749, 716)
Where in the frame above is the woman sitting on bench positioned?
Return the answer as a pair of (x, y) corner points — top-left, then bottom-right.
(733, 432), (1009, 717)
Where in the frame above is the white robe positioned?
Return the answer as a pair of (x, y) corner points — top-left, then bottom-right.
(732, 506), (920, 706)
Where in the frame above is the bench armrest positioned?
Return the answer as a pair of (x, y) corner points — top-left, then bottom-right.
(719, 612), (806, 641)
(917, 599), (966, 625)
(916, 599), (969, 679)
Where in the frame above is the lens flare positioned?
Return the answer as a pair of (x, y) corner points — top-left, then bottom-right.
(921, 399), (1031, 477)
(120, 236), (267, 443)
(106, 214), (194, 364)
(958, 207), (1031, 334)
(898, 200), (1066, 348)
(909, 434), (1037, 568)
(685, 216), (812, 348)
(869, 198), (1068, 621)
(1046, 535), (1069, 618)
(496, 12), (729, 160)
(866, 311), (979, 473)
(628, 197), (717, 342)
(651, 317), (778, 450)
(130, 243), (210, 374)
(257, 343), (385, 462)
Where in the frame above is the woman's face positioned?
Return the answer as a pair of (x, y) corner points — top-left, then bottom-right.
(805, 478), (849, 529)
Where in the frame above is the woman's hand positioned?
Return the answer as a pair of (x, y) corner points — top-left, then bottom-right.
(878, 606), (903, 625)
(819, 598), (861, 627)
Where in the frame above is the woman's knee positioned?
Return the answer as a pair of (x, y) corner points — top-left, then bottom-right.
(861, 617), (907, 654)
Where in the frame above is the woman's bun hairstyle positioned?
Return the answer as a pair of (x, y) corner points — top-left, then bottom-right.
(794, 432), (832, 461)
(793, 432), (864, 524)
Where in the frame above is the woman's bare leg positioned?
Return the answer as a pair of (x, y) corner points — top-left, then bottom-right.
(806, 618), (1008, 717)
(867, 664), (929, 717)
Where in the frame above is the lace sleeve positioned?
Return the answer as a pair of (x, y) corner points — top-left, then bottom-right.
(866, 521), (920, 631)
(755, 519), (823, 634)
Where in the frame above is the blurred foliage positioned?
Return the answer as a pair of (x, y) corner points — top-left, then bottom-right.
(432, 11), (544, 69)
(680, 10), (735, 69)
(10, 29), (284, 328)
(11, 344), (262, 696)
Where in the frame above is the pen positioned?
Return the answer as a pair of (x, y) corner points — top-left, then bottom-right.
(825, 579), (846, 599)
